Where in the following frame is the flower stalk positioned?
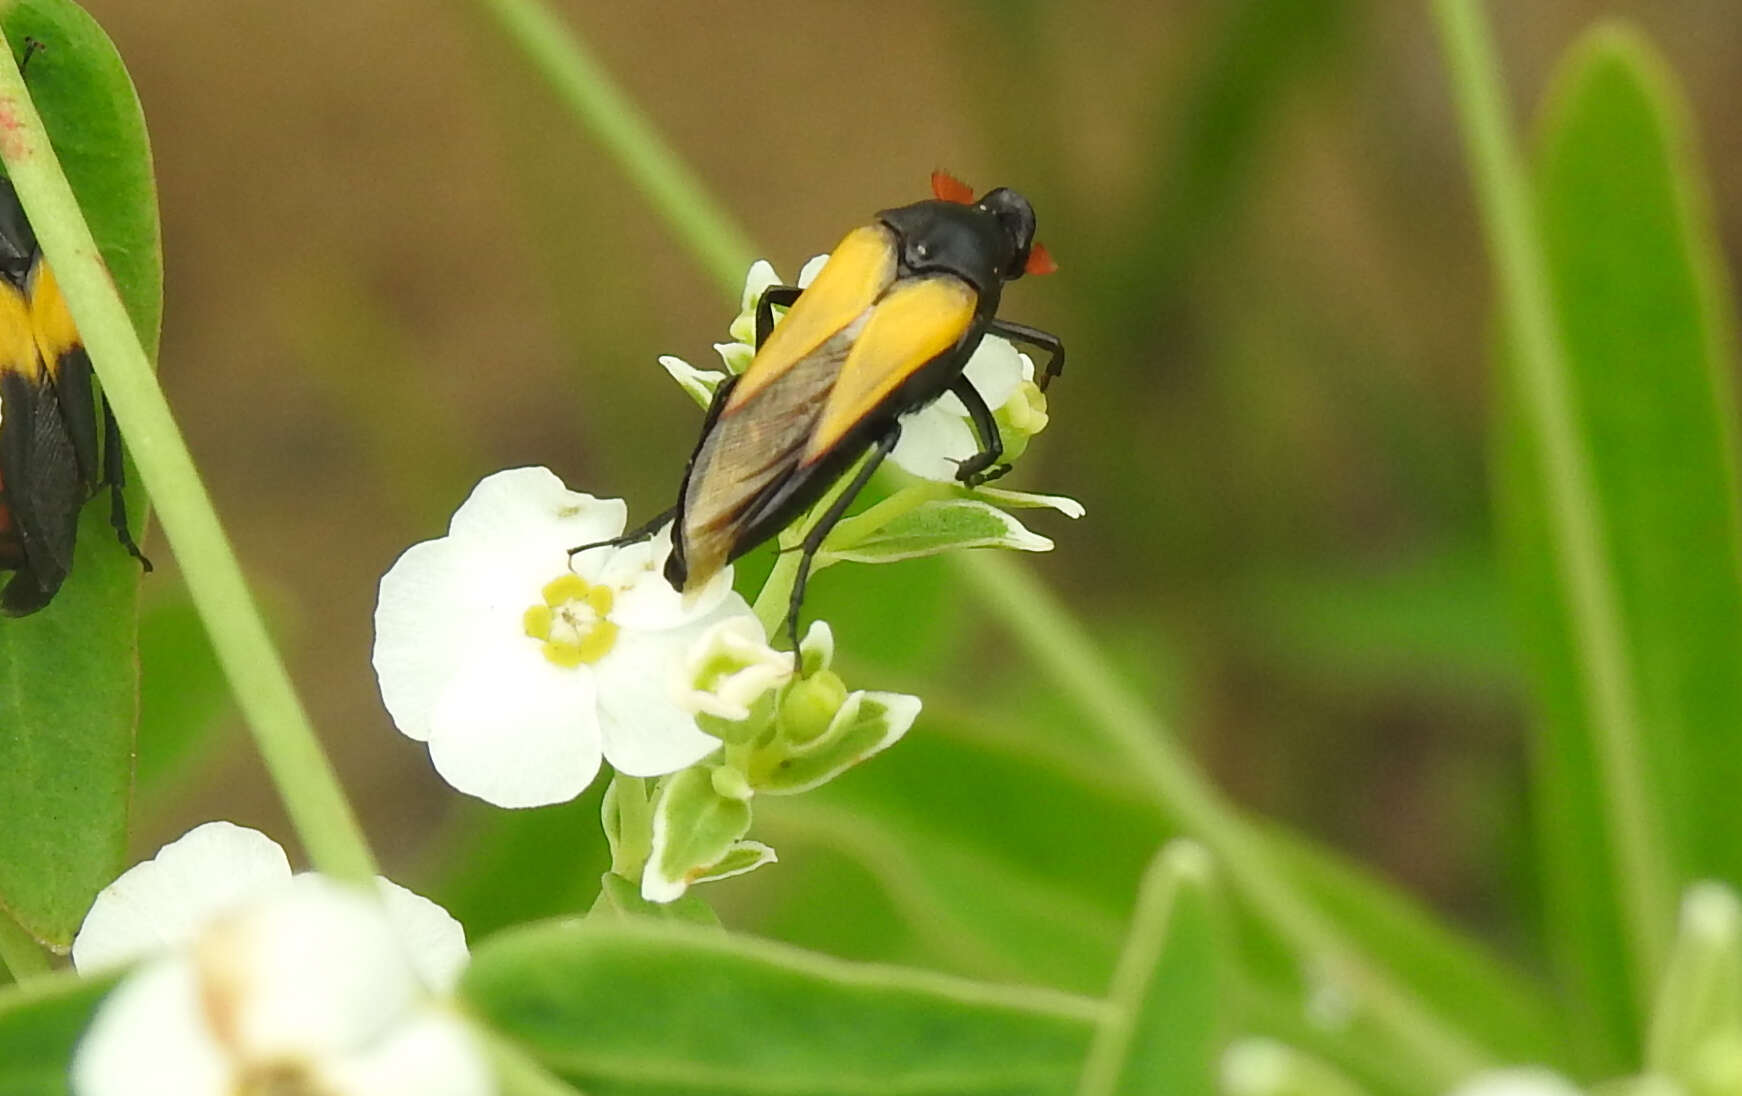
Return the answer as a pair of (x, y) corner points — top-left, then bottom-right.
(0, 28), (376, 885)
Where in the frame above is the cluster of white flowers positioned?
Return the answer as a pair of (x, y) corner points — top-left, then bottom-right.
(70, 823), (489, 1096)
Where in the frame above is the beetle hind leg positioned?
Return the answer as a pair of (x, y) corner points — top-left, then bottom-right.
(784, 423), (902, 669)
(946, 374), (1009, 487)
(101, 397), (150, 571)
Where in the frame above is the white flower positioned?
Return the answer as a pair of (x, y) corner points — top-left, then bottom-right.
(71, 874), (492, 1096)
(1446, 1069), (1586, 1096)
(72, 821), (468, 995)
(886, 335), (1033, 482)
(674, 616), (794, 723)
(374, 467), (751, 808)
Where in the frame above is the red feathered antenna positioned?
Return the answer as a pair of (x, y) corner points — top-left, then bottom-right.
(1024, 242), (1058, 276)
(931, 170), (975, 204)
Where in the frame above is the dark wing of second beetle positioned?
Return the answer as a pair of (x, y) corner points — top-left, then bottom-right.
(0, 259), (97, 614)
(676, 223), (978, 589)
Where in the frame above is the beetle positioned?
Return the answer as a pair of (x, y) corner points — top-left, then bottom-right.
(599, 173), (1063, 655)
(0, 166), (148, 615)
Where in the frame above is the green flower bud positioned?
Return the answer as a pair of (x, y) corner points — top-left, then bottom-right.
(778, 670), (848, 744)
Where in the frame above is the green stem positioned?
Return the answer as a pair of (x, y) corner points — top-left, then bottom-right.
(0, 910), (49, 981)
(483, 3), (1494, 1079)
(472, 0), (756, 297)
(1429, 0), (1673, 1000)
(954, 554), (1485, 1083)
(609, 774), (651, 878)
(825, 481), (952, 551)
(0, 35), (376, 884)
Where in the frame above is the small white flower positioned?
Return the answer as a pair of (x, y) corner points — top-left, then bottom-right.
(1446, 1069), (1586, 1096)
(886, 335), (1032, 482)
(374, 467), (753, 808)
(72, 822), (467, 995)
(71, 875), (492, 1096)
(674, 616), (794, 723)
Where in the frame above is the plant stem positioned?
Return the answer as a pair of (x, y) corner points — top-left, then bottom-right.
(483, 1028), (584, 1096)
(0, 35), (376, 884)
(610, 774), (651, 878)
(0, 910), (49, 981)
(1430, 0), (1673, 1000)
(954, 554), (1485, 1082)
(481, 2), (1495, 1079)
(472, 0), (756, 297)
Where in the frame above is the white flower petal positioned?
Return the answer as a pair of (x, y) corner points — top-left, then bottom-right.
(797, 254), (829, 288)
(658, 354), (725, 408)
(374, 537), (483, 743)
(970, 485), (1087, 518)
(374, 879), (469, 995)
(217, 876), (419, 1062)
(73, 822), (293, 974)
(890, 405), (980, 481)
(71, 956), (233, 1096)
(447, 467), (626, 559)
(739, 260), (781, 314)
(320, 1011), (494, 1096)
(962, 336), (1025, 409)
(595, 629), (722, 777)
(604, 532), (734, 631)
(427, 645), (603, 808)
(1448, 1070), (1587, 1096)
(710, 341), (754, 375)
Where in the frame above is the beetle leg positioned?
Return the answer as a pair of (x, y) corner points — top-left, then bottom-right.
(100, 396), (150, 570)
(947, 375), (1009, 487)
(786, 422), (902, 668)
(986, 320), (1065, 391)
(570, 375), (742, 563)
(754, 285), (803, 349)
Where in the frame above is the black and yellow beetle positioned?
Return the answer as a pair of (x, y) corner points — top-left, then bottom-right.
(594, 173), (1063, 652)
(0, 170), (147, 615)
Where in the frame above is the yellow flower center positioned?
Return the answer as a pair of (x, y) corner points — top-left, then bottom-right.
(523, 574), (618, 667)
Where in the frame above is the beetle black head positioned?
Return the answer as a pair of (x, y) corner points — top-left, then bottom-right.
(974, 187), (1037, 281)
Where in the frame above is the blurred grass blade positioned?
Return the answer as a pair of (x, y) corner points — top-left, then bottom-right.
(1646, 883), (1742, 1088)
(1076, 842), (1224, 1096)
(758, 721), (1563, 1092)
(1490, 22), (1742, 1065)
(1435, 0), (1699, 1050)
(462, 919), (1103, 1096)
(0, 0), (159, 953)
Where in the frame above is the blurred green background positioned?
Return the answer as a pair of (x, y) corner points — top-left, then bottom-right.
(87, 0), (1742, 995)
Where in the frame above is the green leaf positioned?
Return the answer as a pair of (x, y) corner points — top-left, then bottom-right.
(0, 968), (116, 1096)
(1075, 842), (1225, 1096)
(756, 690), (920, 795)
(0, 0), (159, 951)
(753, 721), (1563, 1092)
(1498, 23), (1742, 1067)
(821, 500), (1052, 566)
(642, 767), (751, 903)
(461, 919), (1102, 1096)
(1647, 884), (1742, 1090)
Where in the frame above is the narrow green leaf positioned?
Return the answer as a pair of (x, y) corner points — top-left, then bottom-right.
(1076, 842), (1225, 1096)
(0, 0), (159, 950)
(821, 500), (1053, 566)
(1497, 23), (1742, 1065)
(755, 721), (1564, 1088)
(1647, 883), (1742, 1089)
(0, 968), (116, 1096)
(461, 919), (1103, 1096)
